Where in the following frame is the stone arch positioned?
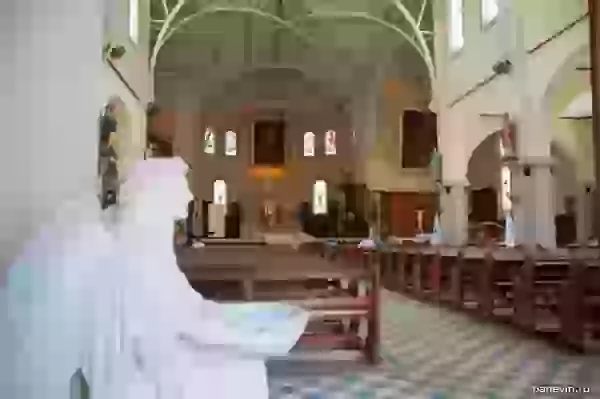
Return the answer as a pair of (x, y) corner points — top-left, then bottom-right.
(531, 25), (589, 155)
(466, 130), (502, 222)
(537, 39), (589, 111)
(538, 37), (594, 215)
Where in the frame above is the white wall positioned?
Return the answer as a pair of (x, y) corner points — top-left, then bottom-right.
(104, 0), (152, 103)
(0, 0), (151, 275)
(0, 0), (105, 275)
(102, 0), (151, 177)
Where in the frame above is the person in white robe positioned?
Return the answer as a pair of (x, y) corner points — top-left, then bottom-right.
(91, 157), (308, 398)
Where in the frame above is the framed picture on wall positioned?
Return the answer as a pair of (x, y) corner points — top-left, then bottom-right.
(253, 120), (285, 166)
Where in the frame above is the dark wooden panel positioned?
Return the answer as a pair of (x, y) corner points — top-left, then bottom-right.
(402, 110), (437, 168)
(388, 192), (436, 237)
(253, 119), (286, 166)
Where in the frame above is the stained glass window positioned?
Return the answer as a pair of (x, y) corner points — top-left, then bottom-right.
(225, 130), (237, 156)
(449, 0), (464, 51)
(213, 179), (227, 205)
(481, 0), (499, 25)
(313, 180), (328, 214)
(325, 130), (336, 155)
(303, 132), (315, 156)
(204, 128), (215, 154)
(129, 0), (139, 43)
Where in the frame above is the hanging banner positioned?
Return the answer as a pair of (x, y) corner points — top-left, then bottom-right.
(204, 128), (215, 154)
(500, 113), (517, 160)
(325, 130), (336, 155)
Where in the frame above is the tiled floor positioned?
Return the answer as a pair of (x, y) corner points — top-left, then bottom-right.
(267, 291), (600, 398)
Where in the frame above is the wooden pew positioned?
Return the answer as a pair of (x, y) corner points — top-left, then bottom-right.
(513, 249), (571, 334)
(478, 246), (524, 320)
(455, 246), (486, 312)
(377, 242), (600, 353)
(559, 251), (600, 352)
(177, 244), (381, 364)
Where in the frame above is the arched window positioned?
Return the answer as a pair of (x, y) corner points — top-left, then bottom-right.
(325, 130), (336, 155)
(449, 0), (464, 52)
(129, 0), (139, 43)
(204, 128), (215, 154)
(303, 132), (315, 156)
(481, 0), (499, 26)
(213, 179), (227, 205)
(313, 180), (328, 214)
(225, 130), (237, 156)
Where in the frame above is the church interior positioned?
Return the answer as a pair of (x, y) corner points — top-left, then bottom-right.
(4, 0), (600, 398)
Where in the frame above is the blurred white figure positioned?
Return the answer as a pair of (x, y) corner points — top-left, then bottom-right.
(504, 212), (516, 247)
(96, 157), (308, 398)
(430, 213), (443, 246)
(1, 190), (113, 399)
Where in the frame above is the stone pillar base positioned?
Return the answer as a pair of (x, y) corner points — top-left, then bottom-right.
(440, 182), (469, 246)
(513, 158), (556, 248)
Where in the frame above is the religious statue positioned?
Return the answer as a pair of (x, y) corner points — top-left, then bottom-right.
(2, 157), (309, 399)
(95, 157), (309, 398)
(1, 188), (115, 399)
(500, 113), (517, 160)
(263, 198), (276, 228)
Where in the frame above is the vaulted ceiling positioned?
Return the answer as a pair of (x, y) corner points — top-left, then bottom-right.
(152, 0), (434, 105)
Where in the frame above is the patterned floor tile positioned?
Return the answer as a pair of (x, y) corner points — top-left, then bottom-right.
(268, 290), (600, 398)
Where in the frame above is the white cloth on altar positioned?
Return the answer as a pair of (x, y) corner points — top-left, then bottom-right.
(88, 157), (309, 399)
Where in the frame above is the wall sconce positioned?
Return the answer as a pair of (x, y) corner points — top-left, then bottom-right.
(444, 186), (452, 194)
(492, 59), (512, 75)
(146, 102), (160, 118)
(103, 43), (126, 60)
(523, 165), (531, 177)
(586, 185), (592, 194)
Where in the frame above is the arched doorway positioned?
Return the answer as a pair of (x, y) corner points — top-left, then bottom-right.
(466, 131), (504, 242)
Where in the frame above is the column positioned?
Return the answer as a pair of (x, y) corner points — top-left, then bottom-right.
(0, 0), (104, 273)
(517, 158), (556, 248)
(510, 162), (528, 244)
(439, 181), (469, 245)
(438, 109), (469, 246)
(588, 0), (600, 239)
(576, 182), (594, 243)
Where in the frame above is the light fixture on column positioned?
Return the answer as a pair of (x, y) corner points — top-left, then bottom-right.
(103, 42), (126, 60)
(492, 59), (512, 75)
(444, 186), (452, 194)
